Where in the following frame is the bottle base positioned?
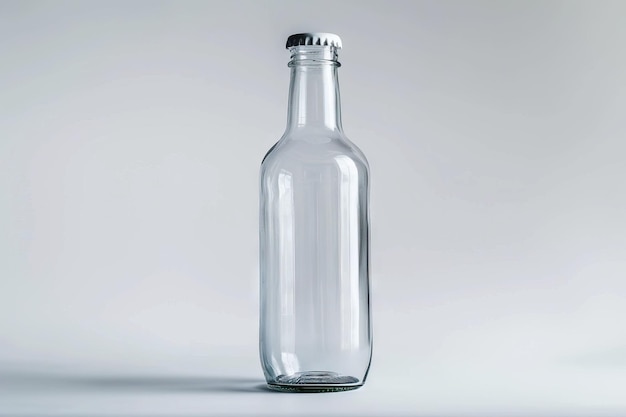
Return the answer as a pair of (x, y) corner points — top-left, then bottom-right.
(268, 371), (362, 393)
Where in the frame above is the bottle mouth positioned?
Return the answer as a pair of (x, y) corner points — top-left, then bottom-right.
(288, 45), (341, 67)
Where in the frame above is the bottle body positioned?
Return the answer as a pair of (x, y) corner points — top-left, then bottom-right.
(259, 35), (371, 392)
(260, 135), (371, 391)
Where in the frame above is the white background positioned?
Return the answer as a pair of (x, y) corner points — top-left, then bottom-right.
(1, 1), (625, 415)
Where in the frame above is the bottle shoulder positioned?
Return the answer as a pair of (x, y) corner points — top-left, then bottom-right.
(260, 137), (369, 186)
(261, 134), (369, 173)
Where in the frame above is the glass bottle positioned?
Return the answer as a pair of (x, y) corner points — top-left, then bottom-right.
(259, 33), (371, 392)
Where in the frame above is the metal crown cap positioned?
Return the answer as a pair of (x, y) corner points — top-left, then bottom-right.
(286, 33), (342, 49)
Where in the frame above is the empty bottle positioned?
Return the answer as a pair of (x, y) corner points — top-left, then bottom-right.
(259, 33), (372, 392)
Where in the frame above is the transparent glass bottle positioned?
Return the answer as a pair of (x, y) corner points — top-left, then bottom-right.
(259, 33), (371, 392)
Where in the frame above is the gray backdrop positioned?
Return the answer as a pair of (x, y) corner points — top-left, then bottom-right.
(1, 1), (625, 415)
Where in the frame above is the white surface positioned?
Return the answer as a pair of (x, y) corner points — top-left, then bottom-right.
(1, 1), (626, 415)
(1, 353), (626, 416)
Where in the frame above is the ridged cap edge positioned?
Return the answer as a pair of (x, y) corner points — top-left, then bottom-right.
(286, 33), (342, 49)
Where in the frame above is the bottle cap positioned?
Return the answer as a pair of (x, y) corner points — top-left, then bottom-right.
(286, 33), (342, 49)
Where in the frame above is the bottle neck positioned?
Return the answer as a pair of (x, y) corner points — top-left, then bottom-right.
(285, 46), (343, 136)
